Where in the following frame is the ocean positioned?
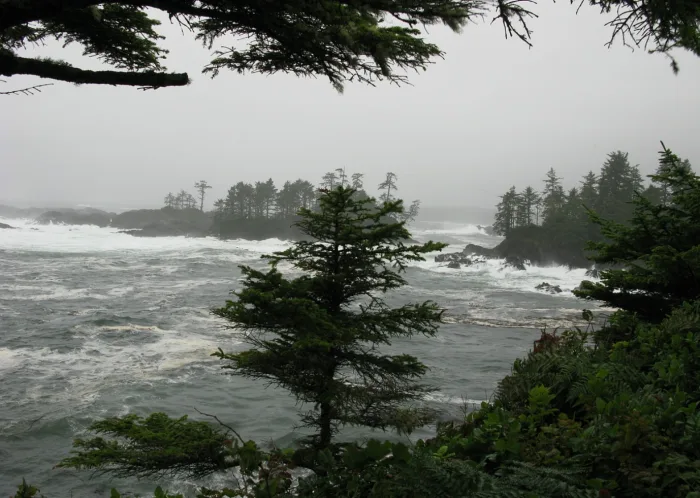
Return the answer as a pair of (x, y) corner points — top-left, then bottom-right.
(0, 217), (601, 496)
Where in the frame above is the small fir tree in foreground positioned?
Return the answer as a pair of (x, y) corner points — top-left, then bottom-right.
(212, 186), (447, 448)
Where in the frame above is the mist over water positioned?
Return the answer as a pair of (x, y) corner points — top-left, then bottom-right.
(0, 215), (601, 496)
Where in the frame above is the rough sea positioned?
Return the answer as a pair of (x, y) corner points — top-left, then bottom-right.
(0, 217), (603, 496)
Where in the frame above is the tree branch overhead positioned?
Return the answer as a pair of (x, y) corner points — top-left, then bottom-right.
(1, 0), (698, 91)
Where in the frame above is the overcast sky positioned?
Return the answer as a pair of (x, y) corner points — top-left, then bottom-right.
(1, 2), (699, 212)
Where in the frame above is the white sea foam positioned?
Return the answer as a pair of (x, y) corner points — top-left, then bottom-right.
(414, 252), (596, 297)
(1, 322), (240, 409)
(0, 217), (597, 300)
(0, 217), (290, 257)
(0, 348), (18, 371)
(416, 223), (487, 236)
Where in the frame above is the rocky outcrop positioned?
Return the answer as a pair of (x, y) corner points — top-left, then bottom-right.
(438, 225), (591, 269)
(36, 209), (115, 227)
(535, 282), (563, 294)
(214, 217), (305, 241)
(435, 251), (487, 268)
(502, 255), (527, 271)
(0, 222), (15, 229)
(33, 206), (214, 237)
(463, 244), (497, 258)
(111, 207), (211, 231)
(476, 224), (497, 236)
(435, 252), (465, 264)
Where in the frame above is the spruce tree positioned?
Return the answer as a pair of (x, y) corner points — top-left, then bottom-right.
(655, 157), (693, 204)
(515, 192), (528, 228)
(401, 200), (421, 224)
(494, 186), (518, 236)
(194, 180), (212, 212)
(351, 173), (365, 190)
(321, 171), (339, 190)
(579, 171), (598, 209)
(596, 151), (641, 223)
(520, 186), (540, 226)
(378, 172), (399, 203)
(541, 168), (565, 224)
(212, 187), (447, 448)
(163, 192), (175, 209)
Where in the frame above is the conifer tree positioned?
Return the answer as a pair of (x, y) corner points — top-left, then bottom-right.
(579, 171), (598, 209)
(378, 172), (398, 203)
(194, 180), (212, 212)
(336, 168), (348, 187)
(519, 186), (539, 226)
(401, 200), (421, 224)
(321, 171), (339, 190)
(654, 157), (693, 204)
(493, 186), (518, 236)
(163, 192), (175, 209)
(295, 180), (316, 210)
(212, 187), (447, 448)
(351, 173), (365, 190)
(596, 151), (641, 223)
(515, 192), (528, 228)
(541, 168), (565, 224)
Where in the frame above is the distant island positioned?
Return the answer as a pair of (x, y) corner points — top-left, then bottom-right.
(435, 150), (690, 270)
(0, 170), (422, 240)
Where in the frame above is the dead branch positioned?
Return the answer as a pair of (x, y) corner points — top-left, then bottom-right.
(0, 82), (53, 95)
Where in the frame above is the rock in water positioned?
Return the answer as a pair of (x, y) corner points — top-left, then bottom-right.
(463, 243), (495, 258)
(435, 252), (487, 268)
(435, 252), (464, 263)
(0, 222), (15, 229)
(535, 282), (563, 294)
(503, 255), (527, 271)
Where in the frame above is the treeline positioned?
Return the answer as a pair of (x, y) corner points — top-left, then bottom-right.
(163, 181), (212, 212)
(163, 190), (198, 210)
(211, 169), (420, 223)
(213, 178), (316, 221)
(492, 151), (693, 267)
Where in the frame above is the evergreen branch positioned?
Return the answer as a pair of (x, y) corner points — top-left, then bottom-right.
(56, 413), (232, 480)
(0, 52), (189, 87)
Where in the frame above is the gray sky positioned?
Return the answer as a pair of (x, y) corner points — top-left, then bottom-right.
(1, 2), (699, 212)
